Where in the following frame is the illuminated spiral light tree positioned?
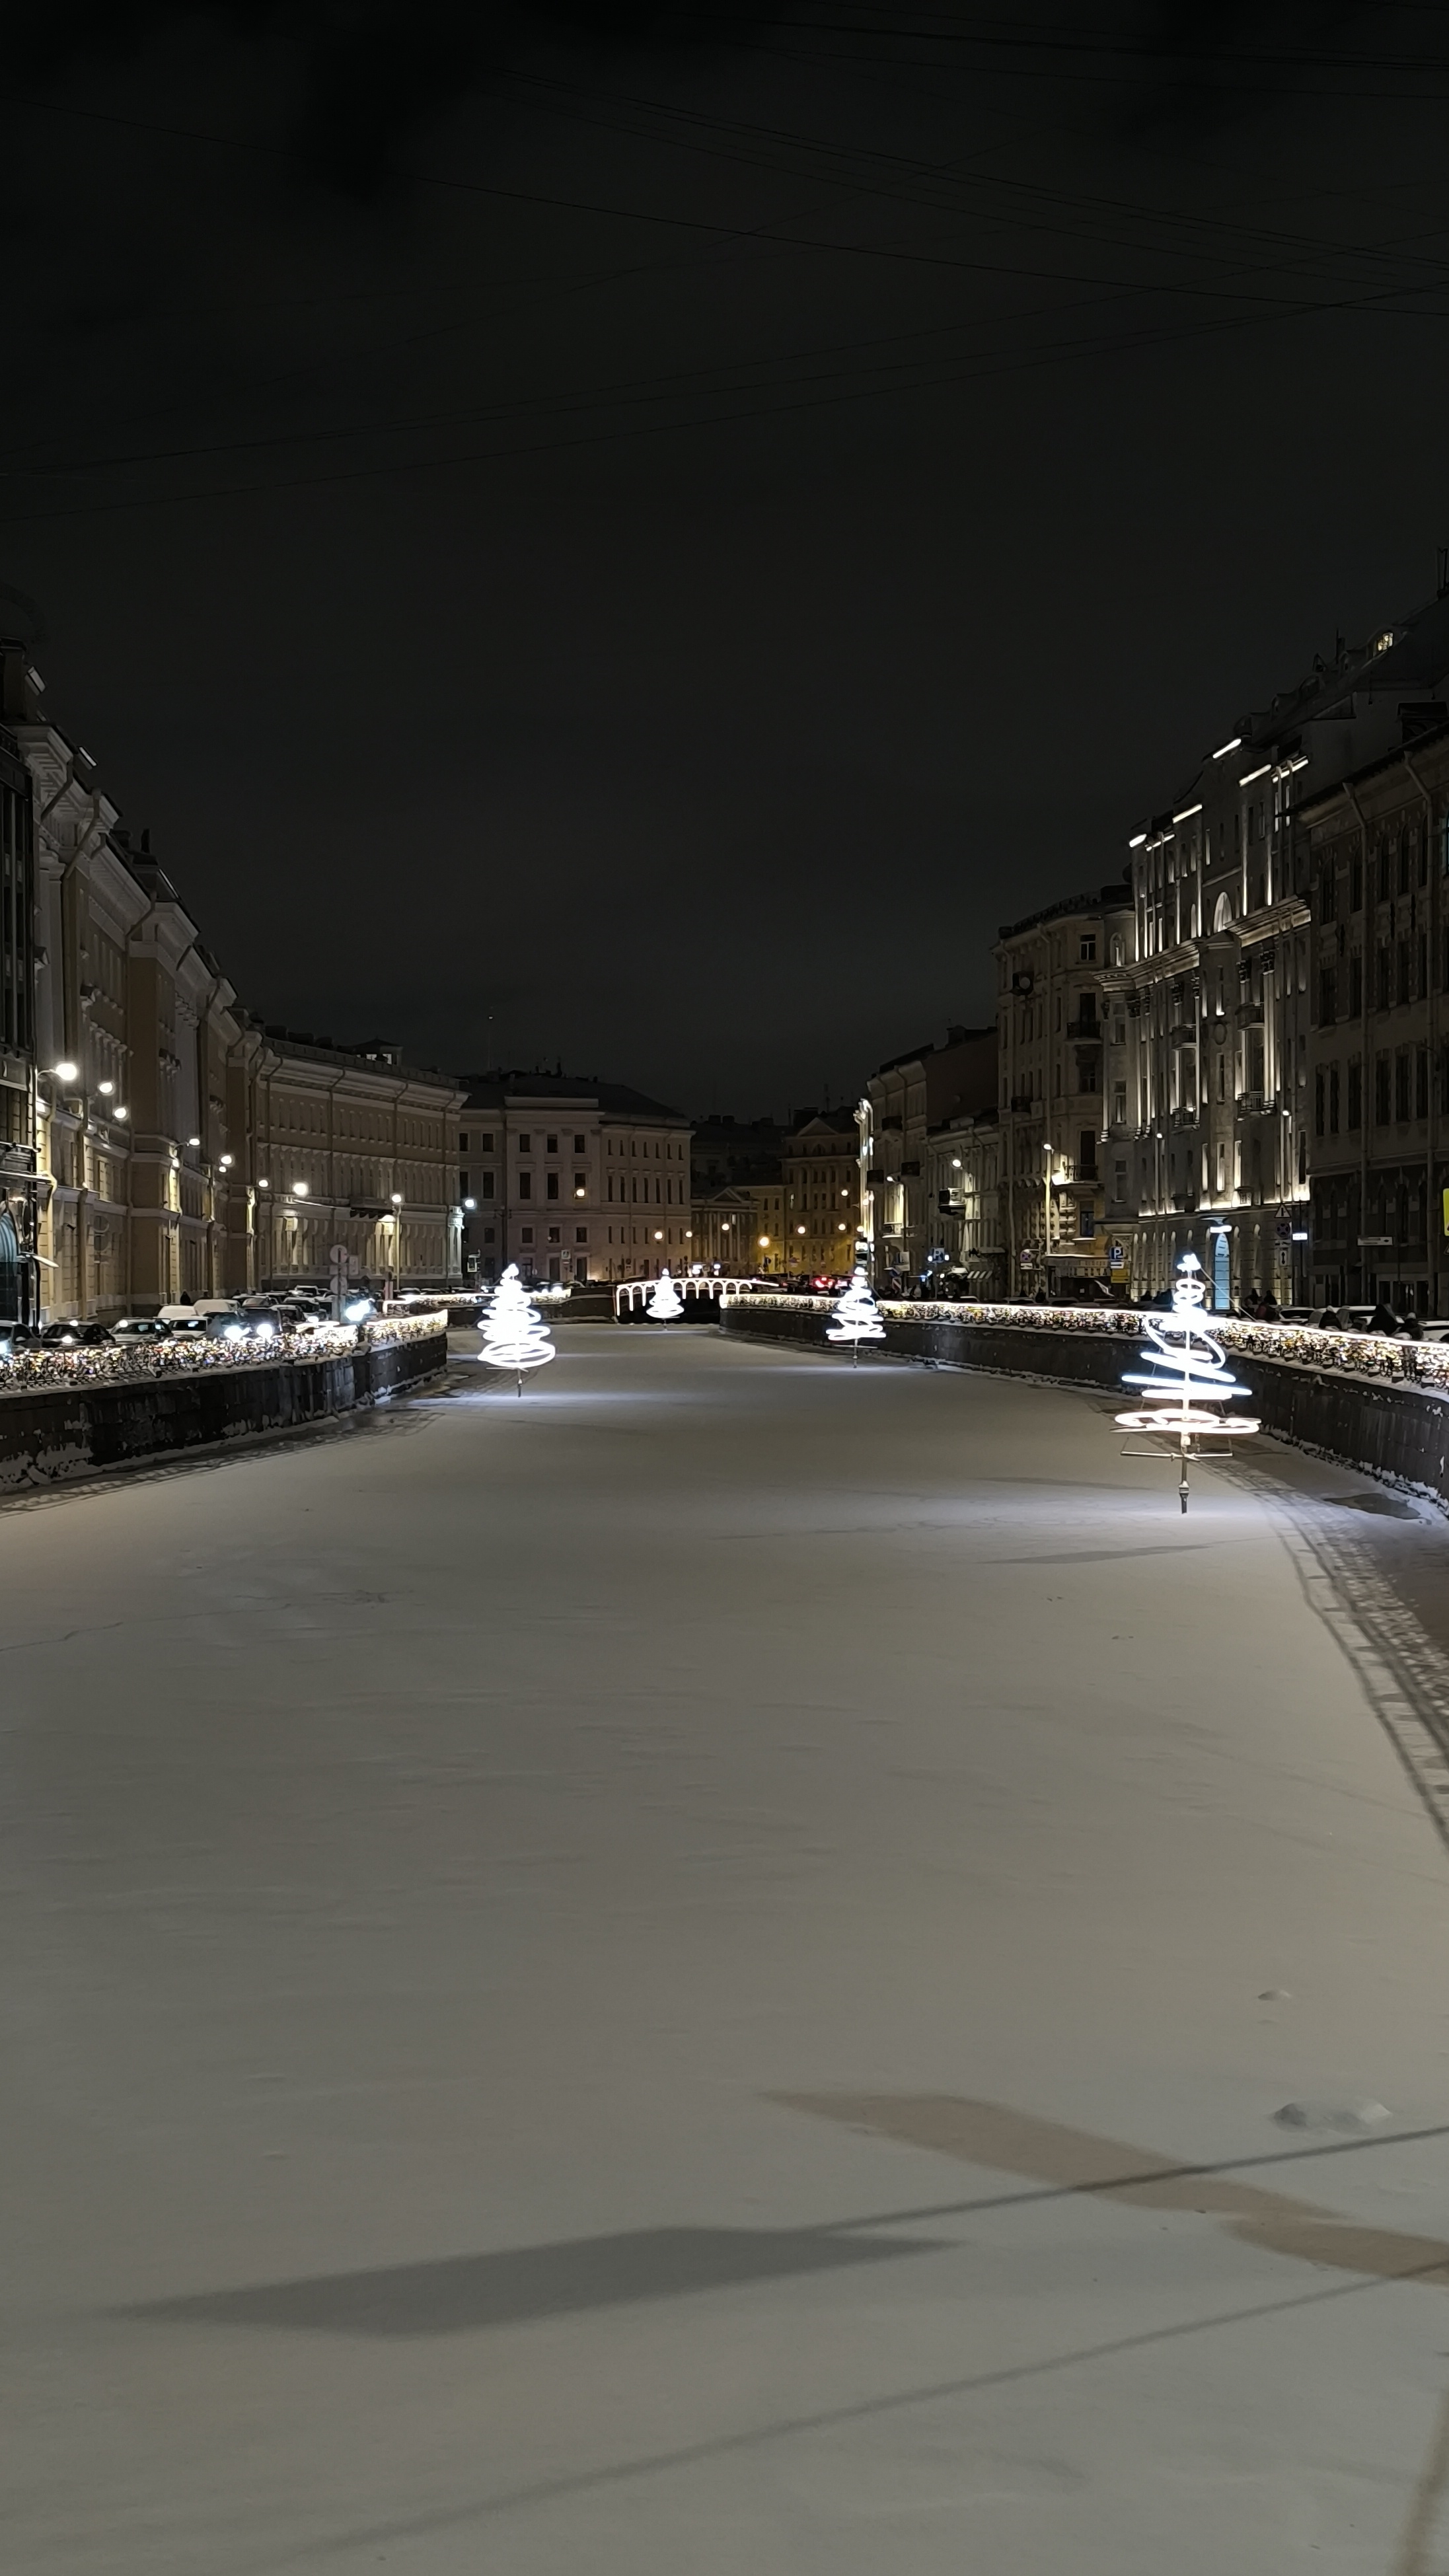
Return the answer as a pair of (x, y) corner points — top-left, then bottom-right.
(827, 1265), (886, 1365)
(1115, 1251), (1259, 1513)
(646, 1266), (684, 1321)
(480, 1263), (556, 1395)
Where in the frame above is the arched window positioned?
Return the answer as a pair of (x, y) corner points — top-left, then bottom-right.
(1212, 891), (1234, 932)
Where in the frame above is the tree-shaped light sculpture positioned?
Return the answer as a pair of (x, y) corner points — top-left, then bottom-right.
(826, 1265), (886, 1366)
(646, 1267), (684, 1321)
(479, 1263), (556, 1394)
(1115, 1251), (1259, 1512)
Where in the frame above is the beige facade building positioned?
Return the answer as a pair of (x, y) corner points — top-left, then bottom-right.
(248, 1031), (464, 1298)
(1, 640), (464, 1319)
(858, 1025), (996, 1284)
(996, 888), (1134, 1291)
(691, 1185), (757, 1270)
(459, 1075), (691, 1284)
(925, 1109), (1004, 1290)
(783, 1106), (859, 1276)
(1302, 723), (1449, 1315)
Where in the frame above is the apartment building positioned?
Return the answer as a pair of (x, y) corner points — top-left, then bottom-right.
(1111, 584), (1449, 1302)
(926, 1109), (1004, 1290)
(249, 1030), (464, 1298)
(459, 1074), (691, 1284)
(858, 1025), (996, 1283)
(1302, 724), (1449, 1314)
(995, 893), (1131, 1289)
(783, 1105), (860, 1276)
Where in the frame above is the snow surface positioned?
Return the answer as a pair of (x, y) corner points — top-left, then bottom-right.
(5, 1321), (1449, 2573)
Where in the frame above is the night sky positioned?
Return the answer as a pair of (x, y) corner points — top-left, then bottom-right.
(3, 3), (1447, 1115)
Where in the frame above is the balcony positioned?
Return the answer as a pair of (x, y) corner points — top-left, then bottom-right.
(1169, 1105), (1199, 1130)
(1167, 1023), (1196, 1048)
(1009, 1094), (1035, 1113)
(1065, 1016), (1100, 1042)
(900, 1159), (922, 1177)
(1235, 1000), (1264, 1027)
(1236, 1090), (1276, 1116)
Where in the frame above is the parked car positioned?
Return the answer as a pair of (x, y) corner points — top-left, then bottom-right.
(40, 1317), (114, 1348)
(110, 1315), (171, 1344)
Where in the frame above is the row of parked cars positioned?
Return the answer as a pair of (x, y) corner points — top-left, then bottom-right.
(0, 1288), (376, 1359)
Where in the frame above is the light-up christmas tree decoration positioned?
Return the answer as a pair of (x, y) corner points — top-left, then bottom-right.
(827, 1266), (886, 1364)
(646, 1267), (684, 1321)
(479, 1263), (556, 1393)
(1116, 1251), (1259, 1512)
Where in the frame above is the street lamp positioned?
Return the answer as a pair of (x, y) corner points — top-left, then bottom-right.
(52, 1061), (77, 1086)
(389, 1192), (403, 1302)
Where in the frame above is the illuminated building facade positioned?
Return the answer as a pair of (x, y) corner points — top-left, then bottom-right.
(783, 1105), (859, 1276)
(995, 893), (1131, 1291)
(858, 1025), (996, 1284)
(459, 1074), (691, 1284)
(1301, 719), (1449, 1315)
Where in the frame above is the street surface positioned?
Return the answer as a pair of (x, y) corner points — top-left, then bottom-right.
(7, 1321), (1449, 2573)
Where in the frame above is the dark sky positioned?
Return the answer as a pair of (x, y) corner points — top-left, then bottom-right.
(3, 3), (1448, 1115)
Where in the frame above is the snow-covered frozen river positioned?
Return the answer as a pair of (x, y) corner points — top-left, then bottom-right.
(7, 1320), (1449, 2573)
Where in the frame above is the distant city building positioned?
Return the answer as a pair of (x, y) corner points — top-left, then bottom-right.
(691, 1184), (757, 1270)
(926, 1108), (1004, 1292)
(690, 1113), (784, 1196)
(996, 893), (1131, 1292)
(0, 695), (36, 1321)
(783, 1105), (859, 1274)
(1116, 583), (1449, 1304)
(459, 1074), (691, 1284)
(249, 1029), (464, 1299)
(858, 1025), (996, 1282)
(1302, 718), (1449, 1315)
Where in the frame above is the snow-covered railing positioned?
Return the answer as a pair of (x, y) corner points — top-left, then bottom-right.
(614, 1276), (743, 1317)
(727, 1292), (1449, 1390)
(0, 1308), (446, 1396)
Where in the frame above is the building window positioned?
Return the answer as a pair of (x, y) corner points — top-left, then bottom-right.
(459, 1132), (468, 1152)
(460, 1170), (469, 1193)
(546, 1173), (559, 1199)
(1348, 1059), (1362, 1129)
(1376, 1056), (1392, 1124)
(1395, 1052), (1411, 1121)
(575, 1226), (587, 1243)
(1417, 1045), (1430, 1119)
(546, 1134), (558, 1154)
(1314, 1068), (1325, 1136)
(480, 1172), (494, 1199)
(1318, 967), (1337, 1025)
(1329, 1064), (1340, 1133)
(1351, 854), (1363, 910)
(1349, 951), (1362, 1015)
(547, 1226), (560, 1243)
(518, 1172), (533, 1199)
(573, 1134), (585, 1154)
(521, 1226), (534, 1244)
(518, 1134), (531, 1154)
(1376, 945), (1392, 1011)
(1079, 934), (1096, 961)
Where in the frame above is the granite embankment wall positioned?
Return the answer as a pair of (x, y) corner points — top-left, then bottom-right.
(718, 1300), (1449, 1510)
(0, 1323), (447, 1490)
